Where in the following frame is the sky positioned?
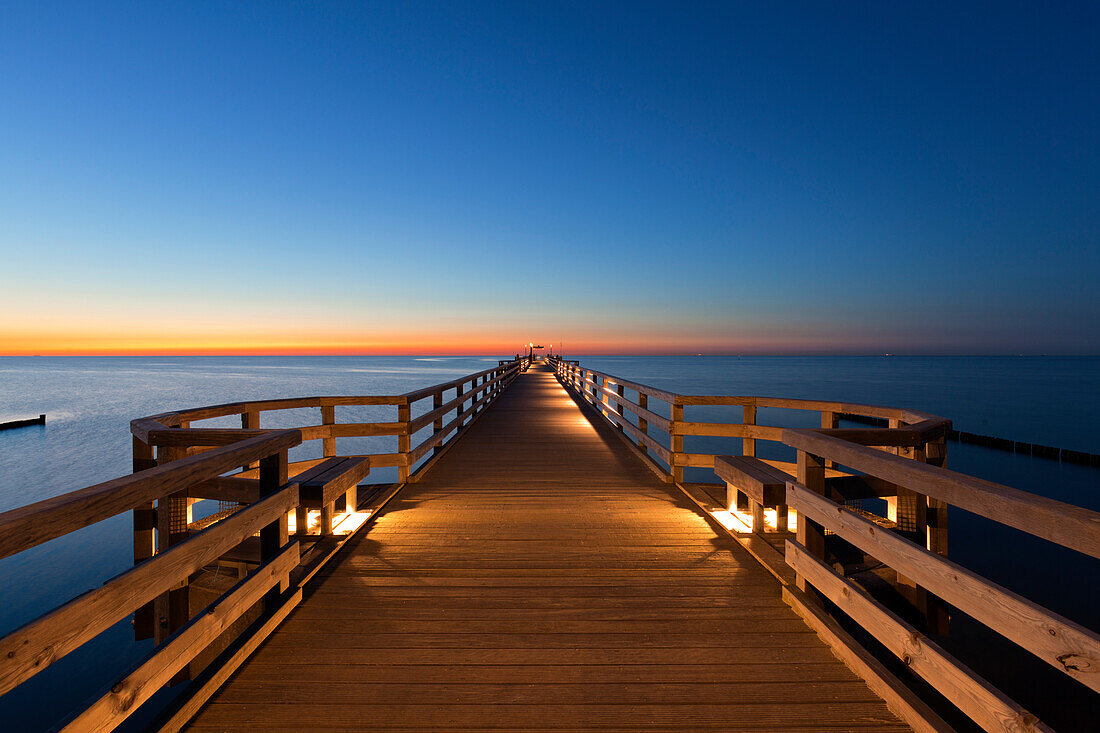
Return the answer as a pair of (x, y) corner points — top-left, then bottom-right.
(0, 1), (1097, 355)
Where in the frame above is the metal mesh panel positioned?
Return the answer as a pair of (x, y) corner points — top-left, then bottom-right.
(167, 497), (188, 534)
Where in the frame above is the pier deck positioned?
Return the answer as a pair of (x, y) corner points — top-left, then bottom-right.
(187, 366), (906, 731)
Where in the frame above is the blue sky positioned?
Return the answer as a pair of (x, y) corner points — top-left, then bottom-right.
(1, 1), (1097, 353)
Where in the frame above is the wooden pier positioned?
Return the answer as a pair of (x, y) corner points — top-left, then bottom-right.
(0, 358), (1097, 731)
(186, 365), (905, 731)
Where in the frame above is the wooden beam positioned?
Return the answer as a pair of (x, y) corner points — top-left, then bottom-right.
(784, 427), (1100, 560)
(61, 544), (299, 733)
(786, 540), (1050, 733)
(787, 481), (1100, 693)
(0, 485), (299, 697)
(782, 585), (953, 733)
(154, 588), (304, 733)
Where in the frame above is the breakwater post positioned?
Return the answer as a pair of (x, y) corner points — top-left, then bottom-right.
(839, 412), (1100, 467)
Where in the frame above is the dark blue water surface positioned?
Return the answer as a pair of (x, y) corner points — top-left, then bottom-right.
(1, 355), (1098, 730)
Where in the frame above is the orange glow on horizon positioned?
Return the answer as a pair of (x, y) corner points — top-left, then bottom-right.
(0, 321), (902, 357)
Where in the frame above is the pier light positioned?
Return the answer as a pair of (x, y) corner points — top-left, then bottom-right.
(709, 509), (751, 533)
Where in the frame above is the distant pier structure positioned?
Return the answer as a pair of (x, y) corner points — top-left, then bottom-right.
(0, 413), (44, 431)
(0, 357), (1097, 731)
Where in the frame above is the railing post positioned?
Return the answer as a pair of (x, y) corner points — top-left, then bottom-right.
(820, 410), (837, 468)
(155, 440), (192, 680)
(924, 435), (949, 556)
(432, 390), (444, 457)
(614, 383), (625, 430)
(742, 404), (756, 457)
(924, 433), (950, 633)
(795, 449), (827, 603)
(132, 436), (156, 640)
(671, 401), (684, 483)
(456, 382), (467, 429)
(887, 419), (933, 622)
(398, 401), (411, 482)
(241, 410), (260, 471)
(259, 449), (290, 611)
(637, 393), (649, 456)
(321, 405), (336, 458)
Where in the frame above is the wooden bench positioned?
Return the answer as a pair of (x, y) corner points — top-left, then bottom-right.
(714, 455), (792, 534)
(292, 456), (371, 536)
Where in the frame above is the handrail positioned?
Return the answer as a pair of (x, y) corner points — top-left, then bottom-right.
(132, 358), (526, 482)
(0, 429), (301, 562)
(0, 431), (304, 732)
(0, 485), (300, 697)
(546, 355), (948, 483)
(546, 355), (1100, 733)
(784, 427), (1100, 560)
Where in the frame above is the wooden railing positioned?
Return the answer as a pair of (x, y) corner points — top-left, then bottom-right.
(0, 358), (525, 732)
(548, 355), (1100, 733)
(132, 358), (527, 485)
(0, 430), (302, 732)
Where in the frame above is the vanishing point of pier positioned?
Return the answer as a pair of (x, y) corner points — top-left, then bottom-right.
(0, 358), (1097, 731)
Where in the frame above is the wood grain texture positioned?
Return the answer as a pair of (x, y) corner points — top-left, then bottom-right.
(63, 544), (300, 733)
(786, 540), (1049, 733)
(0, 485), (298, 697)
(784, 427), (1100, 560)
(788, 481), (1100, 693)
(186, 366), (902, 731)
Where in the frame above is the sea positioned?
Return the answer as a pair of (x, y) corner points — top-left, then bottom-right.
(1, 355), (1098, 730)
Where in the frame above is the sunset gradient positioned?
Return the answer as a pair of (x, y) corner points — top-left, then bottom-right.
(2, 3), (1098, 355)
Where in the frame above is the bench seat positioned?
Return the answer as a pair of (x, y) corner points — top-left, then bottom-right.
(292, 456), (371, 535)
(714, 455), (792, 534)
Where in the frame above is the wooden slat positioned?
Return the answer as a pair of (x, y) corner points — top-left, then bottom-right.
(786, 540), (1049, 733)
(157, 588), (304, 733)
(781, 585), (952, 733)
(596, 386), (671, 431)
(0, 430), (301, 561)
(187, 477), (260, 503)
(787, 481), (1100, 692)
(147, 429), (270, 447)
(326, 421), (407, 438)
(784, 428), (1100, 560)
(0, 485), (299, 696)
(61, 543), (299, 733)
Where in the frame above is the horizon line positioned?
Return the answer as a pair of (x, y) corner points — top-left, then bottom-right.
(1, 352), (1094, 358)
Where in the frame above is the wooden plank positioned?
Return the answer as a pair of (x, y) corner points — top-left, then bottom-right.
(788, 481), (1100, 692)
(597, 386), (671, 431)
(147, 429), (269, 447)
(188, 477), (260, 503)
(782, 585), (952, 733)
(0, 485), (299, 696)
(0, 429), (301, 562)
(61, 543), (299, 733)
(188, 702), (905, 729)
(784, 427), (1100, 560)
(298, 457), (371, 508)
(786, 540), (1050, 733)
(715, 455), (788, 506)
(156, 588), (304, 733)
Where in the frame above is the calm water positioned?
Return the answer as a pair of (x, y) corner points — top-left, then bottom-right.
(1, 355), (1098, 730)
